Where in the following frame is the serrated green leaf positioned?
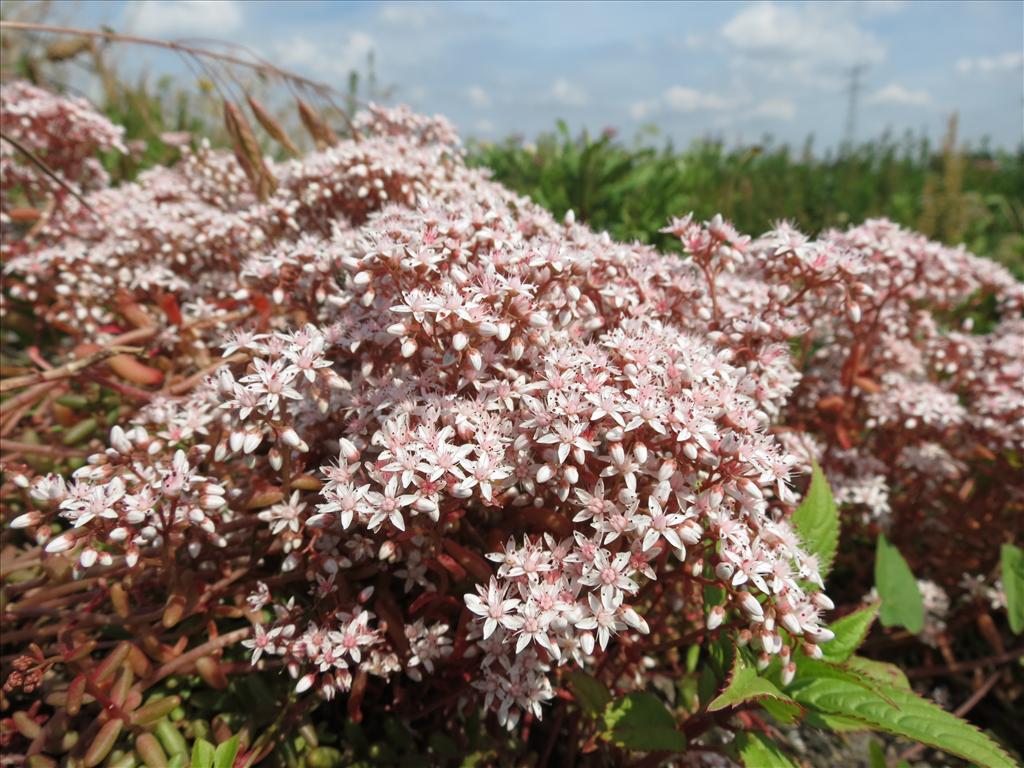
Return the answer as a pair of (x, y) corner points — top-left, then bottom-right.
(789, 659), (1015, 768)
(875, 535), (924, 634)
(822, 603), (879, 662)
(601, 693), (686, 752)
(735, 732), (798, 768)
(1001, 543), (1024, 634)
(697, 664), (719, 708)
(213, 736), (240, 768)
(708, 652), (795, 712)
(191, 739), (215, 768)
(805, 710), (871, 732)
(845, 656), (910, 689)
(792, 461), (839, 577)
(760, 696), (805, 725)
(567, 670), (611, 716)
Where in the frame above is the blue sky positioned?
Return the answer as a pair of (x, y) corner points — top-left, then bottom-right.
(54, 0), (1024, 148)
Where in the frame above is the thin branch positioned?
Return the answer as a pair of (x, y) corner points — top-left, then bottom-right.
(905, 646), (1024, 679)
(1, 382), (61, 437)
(0, 346), (143, 393)
(0, 439), (89, 457)
(0, 129), (100, 216)
(1, 21), (349, 105)
(136, 627), (251, 691)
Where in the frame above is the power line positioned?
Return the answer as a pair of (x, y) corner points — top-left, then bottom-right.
(843, 64), (867, 149)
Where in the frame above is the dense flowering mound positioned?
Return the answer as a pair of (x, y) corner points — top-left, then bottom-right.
(1, 83), (1021, 760)
(670, 215), (1024, 604)
(1, 81), (126, 230)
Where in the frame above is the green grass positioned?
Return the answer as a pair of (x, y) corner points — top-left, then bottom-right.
(468, 119), (1024, 275)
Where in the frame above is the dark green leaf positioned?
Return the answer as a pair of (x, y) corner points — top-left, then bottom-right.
(1001, 543), (1024, 634)
(567, 670), (611, 716)
(601, 693), (686, 752)
(875, 535), (924, 634)
(868, 740), (887, 768)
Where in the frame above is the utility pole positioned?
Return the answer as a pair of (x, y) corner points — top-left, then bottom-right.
(843, 64), (866, 151)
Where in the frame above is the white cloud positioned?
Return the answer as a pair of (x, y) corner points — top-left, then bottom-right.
(379, 3), (437, 27)
(467, 86), (491, 108)
(274, 32), (376, 81)
(550, 78), (588, 107)
(867, 84), (931, 107)
(862, 0), (908, 15)
(629, 100), (655, 120)
(752, 98), (796, 121)
(474, 118), (496, 134)
(128, 0), (243, 36)
(956, 51), (1024, 75)
(721, 2), (886, 70)
(663, 86), (734, 113)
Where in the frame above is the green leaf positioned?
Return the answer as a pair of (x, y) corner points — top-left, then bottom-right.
(792, 461), (840, 577)
(191, 740), (215, 768)
(703, 582), (725, 608)
(213, 736), (240, 768)
(789, 659), (1016, 768)
(1001, 543), (1024, 634)
(708, 652), (795, 712)
(822, 603), (879, 662)
(735, 732), (798, 768)
(845, 656), (910, 690)
(805, 710), (872, 732)
(875, 535), (924, 634)
(868, 740), (887, 768)
(601, 693), (687, 752)
(760, 696), (805, 725)
(567, 670), (611, 717)
(685, 644), (700, 673)
(697, 664), (719, 709)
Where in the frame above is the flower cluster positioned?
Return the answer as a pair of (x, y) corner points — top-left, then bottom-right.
(1, 81), (125, 232)
(2, 83), (1020, 750)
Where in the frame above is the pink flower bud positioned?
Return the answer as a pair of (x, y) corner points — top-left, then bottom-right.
(740, 591), (764, 621)
(707, 605), (726, 630)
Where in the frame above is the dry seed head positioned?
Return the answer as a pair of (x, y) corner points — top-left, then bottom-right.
(297, 98), (338, 150)
(247, 95), (300, 157)
(45, 37), (94, 62)
(223, 100), (277, 201)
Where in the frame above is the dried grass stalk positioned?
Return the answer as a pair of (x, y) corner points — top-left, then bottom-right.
(223, 100), (277, 200)
(297, 98), (338, 151)
(246, 95), (300, 157)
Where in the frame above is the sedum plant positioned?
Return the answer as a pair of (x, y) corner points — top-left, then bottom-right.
(1, 79), (1021, 766)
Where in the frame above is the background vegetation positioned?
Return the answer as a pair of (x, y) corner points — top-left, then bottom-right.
(469, 120), (1024, 276)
